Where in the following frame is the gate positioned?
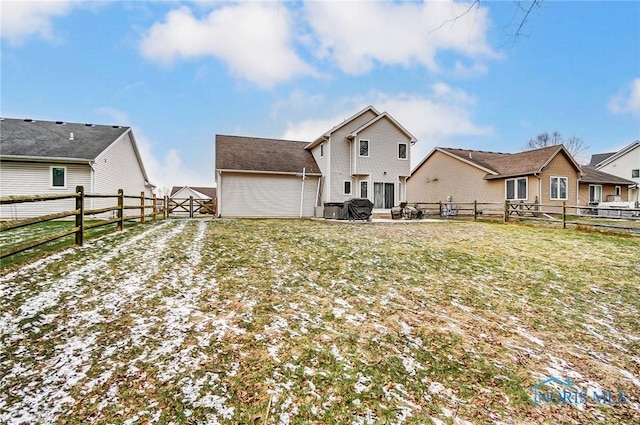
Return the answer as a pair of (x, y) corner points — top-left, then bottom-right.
(168, 196), (216, 218)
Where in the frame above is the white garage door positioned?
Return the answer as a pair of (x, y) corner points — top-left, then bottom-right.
(220, 173), (319, 217)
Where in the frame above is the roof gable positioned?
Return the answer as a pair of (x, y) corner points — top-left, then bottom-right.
(347, 112), (417, 143)
(306, 105), (380, 149)
(170, 186), (216, 199)
(216, 135), (321, 174)
(594, 141), (640, 168)
(0, 118), (130, 161)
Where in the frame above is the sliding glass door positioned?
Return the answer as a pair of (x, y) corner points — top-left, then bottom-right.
(373, 182), (394, 209)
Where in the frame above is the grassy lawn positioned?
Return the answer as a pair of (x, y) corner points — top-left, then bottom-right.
(0, 219), (638, 424)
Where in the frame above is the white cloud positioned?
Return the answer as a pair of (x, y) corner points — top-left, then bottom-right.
(139, 4), (314, 88)
(96, 108), (210, 193)
(609, 78), (640, 115)
(0, 0), (80, 45)
(281, 85), (492, 166)
(304, 0), (497, 75)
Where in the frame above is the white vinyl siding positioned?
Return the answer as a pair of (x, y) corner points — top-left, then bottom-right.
(220, 172), (319, 217)
(0, 161), (91, 219)
(92, 131), (151, 197)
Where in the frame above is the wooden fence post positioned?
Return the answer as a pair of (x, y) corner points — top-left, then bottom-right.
(140, 191), (145, 224)
(562, 201), (566, 229)
(164, 195), (168, 219)
(152, 196), (157, 221)
(504, 200), (509, 223)
(438, 201), (442, 217)
(189, 196), (194, 219)
(117, 189), (124, 231)
(75, 186), (84, 246)
(473, 200), (477, 221)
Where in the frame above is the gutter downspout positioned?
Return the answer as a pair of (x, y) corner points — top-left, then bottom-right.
(89, 161), (96, 215)
(299, 167), (306, 218)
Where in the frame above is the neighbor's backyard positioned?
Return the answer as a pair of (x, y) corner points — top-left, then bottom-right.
(0, 219), (638, 424)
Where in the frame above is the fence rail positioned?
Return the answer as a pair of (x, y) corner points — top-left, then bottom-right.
(1, 186), (169, 259)
(404, 200), (640, 234)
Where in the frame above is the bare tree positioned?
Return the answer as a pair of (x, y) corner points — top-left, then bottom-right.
(431, 0), (543, 42)
(525, 131), (589, 163)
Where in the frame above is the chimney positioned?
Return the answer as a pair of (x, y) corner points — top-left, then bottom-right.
(69, 132), (74, 141)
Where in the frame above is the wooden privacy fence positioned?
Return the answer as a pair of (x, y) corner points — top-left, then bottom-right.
(0, 186), (168, 259)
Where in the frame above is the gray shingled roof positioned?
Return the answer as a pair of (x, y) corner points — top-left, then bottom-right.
(216, 135), (321, 174)
(0, 118), (129, 161)
(579, 166), (635, 185)
(589, 152), (616, 166)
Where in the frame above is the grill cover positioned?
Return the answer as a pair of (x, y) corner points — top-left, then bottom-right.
(344, 198), (374, 220)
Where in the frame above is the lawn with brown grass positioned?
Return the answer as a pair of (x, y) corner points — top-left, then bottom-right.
(1, 219), (638, 424)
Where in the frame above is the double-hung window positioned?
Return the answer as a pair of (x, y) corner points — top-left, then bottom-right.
(505, 177), (527, 200)
(550, 176), (568, 200)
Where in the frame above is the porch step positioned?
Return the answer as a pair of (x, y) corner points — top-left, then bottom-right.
(371, 212), (392, 219)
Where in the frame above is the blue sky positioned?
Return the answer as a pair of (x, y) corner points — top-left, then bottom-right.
(1, 1), (639, 192)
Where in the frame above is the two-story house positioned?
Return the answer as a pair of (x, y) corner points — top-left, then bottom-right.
(304, 105), (417, 211)
(215, 106), (417, 217)
(589, 141), (640, 205)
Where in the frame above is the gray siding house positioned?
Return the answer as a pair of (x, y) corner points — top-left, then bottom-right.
(0, 118), (154, 219)
(215, 106), (417, 217)
(305, 106), (417, 210)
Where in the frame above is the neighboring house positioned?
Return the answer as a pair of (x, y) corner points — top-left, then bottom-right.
(0, 118), (154, 219)
(215, 106), (417, 217)
(578, 166), (635, 206)
(407, 145), (582, 210)
(169, 185), (217, 214)
(215, 135), (322, 217)
(589, 141), (640, 205)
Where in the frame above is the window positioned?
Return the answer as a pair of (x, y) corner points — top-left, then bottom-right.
(343, 180), (352, 195)
(615, 186), (621, 197)
(398, 143), (407, 160)
(589, 185), (602, 204)
(505, 177), (527, 200)
(550, 176), (568, 200)
(359, 139), (369, 157)
(51, 166), (66, 188)
(632, 169), (639, 179)
(360, 181), (368, 198)
(320, 143), (324, 158)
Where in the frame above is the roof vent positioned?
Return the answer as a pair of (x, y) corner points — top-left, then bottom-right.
(85, 123), (95, 127)
(24, 119), (33, 122)
(56, 121), (65, 125)
(112, 125), (119, 128)
(69, 132), (75, 141)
